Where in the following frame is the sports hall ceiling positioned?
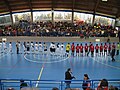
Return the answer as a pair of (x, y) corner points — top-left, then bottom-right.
(0, 0), (120, 18)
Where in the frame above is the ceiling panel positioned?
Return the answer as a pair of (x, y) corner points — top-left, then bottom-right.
(0, 0), (119, 17)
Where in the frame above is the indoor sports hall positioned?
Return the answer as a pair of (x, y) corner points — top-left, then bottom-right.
(0, 0), (120, 90)
(0, 37), (120, 90)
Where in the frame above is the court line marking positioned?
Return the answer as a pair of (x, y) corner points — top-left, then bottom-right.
(69, 56), (74, 69)
(0, 53), (7, 59)
(0, 49), (9, 60)
(24, 54), (70, 64)
(115, 60), (120, 62)
(36, 64), (45, 87)
(33, 53), (62, 61)
(24, 53), (70, 87)
(92, 57), (120, 70)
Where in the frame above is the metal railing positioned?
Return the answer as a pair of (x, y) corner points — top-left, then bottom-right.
(0, 79), (120, 90)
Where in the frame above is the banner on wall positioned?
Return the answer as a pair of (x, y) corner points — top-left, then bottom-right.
(33, 11), (52, 21)
(54, 11), (72, 21)
(12, 12), (31, 23)
(74, 12), (93, 24)
(0, 15), (11, 24)
(94, 15), (115, 26)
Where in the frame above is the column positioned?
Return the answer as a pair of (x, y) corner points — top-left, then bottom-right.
(52, 10), (54, 23)
(72, 10), (74, 24)
(10, 12), (13, 26)
(92, 13), (95, 26)
(31, 10), (33, 23)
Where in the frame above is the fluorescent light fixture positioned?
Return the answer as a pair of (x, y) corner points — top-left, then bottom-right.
(95, 39), (100, 42)
(2, 38), (7, 42)
(102, 0), (108, 1)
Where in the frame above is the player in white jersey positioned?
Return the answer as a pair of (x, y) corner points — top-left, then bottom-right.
(39, 42), (43, 53)
(23, 42), (26, 54)
(43, 42), (48, 55)
(56, 43), (60, 56)
(18, 42), (22, 54)
(0, 41), (2, 53)
(9, 42), (13, 54)
(60, 43), (65, 56)
(26, 42), (30, 54)
(30, 42), (34, 53)
(49, 42), (56, 55)
(3, 41), (7, 53)
(35, 42), (38, 54)
(16, 41), (19, 54)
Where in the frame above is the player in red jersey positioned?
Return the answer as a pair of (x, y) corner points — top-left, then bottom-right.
(104, 43), (108, 56)
(76, 44), (79, 56)
(79, 43), (84, 56)
(100, 43), (103, 56)
(95, 44), (99, 56)
(112, 43), (116, 49)
(71, 43), (75, 56)
(108, 43), (111, 56)
(84, 43), (88, 56)
(90, 43), (94, 57)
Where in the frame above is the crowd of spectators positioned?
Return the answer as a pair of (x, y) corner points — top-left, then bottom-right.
(0, 20), (119, 37)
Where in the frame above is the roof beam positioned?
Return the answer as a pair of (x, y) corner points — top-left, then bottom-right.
(52, 0), (54, 10)
(25, 0), (32, 11)
(116, 0), (120, 18)
(72, 0), (75, 23)
(94, 0), (100, 14)
(3, 0), (14, 25)
(72, 0), (75, 10)
(3, 0), (12, 13)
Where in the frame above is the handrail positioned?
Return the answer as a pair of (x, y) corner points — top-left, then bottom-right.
(0, 79), (120, 90)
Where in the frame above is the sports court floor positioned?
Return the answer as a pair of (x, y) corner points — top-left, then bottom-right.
(0, 42), (120, 89)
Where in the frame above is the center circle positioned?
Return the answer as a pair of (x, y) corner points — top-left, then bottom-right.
(24, 53), (70, 63)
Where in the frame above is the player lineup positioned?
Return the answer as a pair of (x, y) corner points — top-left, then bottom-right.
(0, 41), (119, 58)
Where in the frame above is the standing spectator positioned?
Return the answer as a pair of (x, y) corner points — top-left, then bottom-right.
(111, 43), (116, 62)
(65, 68), (75, 89)
(82, 74), (91, 90)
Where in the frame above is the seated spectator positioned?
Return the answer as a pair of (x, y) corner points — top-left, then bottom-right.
(97, 79), (108, 90)
(107, 38), (110, 43)
(7, 88), (14, 90)
(20, 80), (28, 89)
(52, 87), (59, 90)
(82, 74), (91, 90)
(109, 85), (118, 90)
